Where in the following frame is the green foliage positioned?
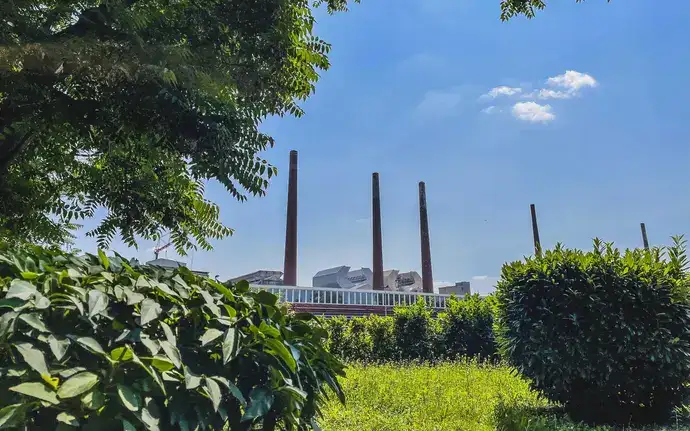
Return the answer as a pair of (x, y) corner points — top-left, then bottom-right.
(324, 295), (499, 363)
(319, 363), (690, 431)
(495, 237), (690, 425)
(438, 293), (497, 361)
(392, 298), (437, 362)
(0, 0), (358, 251)
(499, 0), (611, 21)
(364, 315), (396, 362)
(0, 242), (345, 430)
(318, 361), (548, 431)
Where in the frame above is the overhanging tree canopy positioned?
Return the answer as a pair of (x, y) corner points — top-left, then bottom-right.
(0, 0), (593, 253)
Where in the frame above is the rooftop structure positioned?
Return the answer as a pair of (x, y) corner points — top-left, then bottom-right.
(313, 266), (424, 292)
(230, 270), (283, 286)
(438, 281), (471, 296)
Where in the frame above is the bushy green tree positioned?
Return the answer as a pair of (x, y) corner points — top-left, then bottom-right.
(0, 241), (344, 430)
(0, 0), (358, 250)
(495, 237), (690, 425)
(393, 298), (437, 362)
(438, 294), (497, 361)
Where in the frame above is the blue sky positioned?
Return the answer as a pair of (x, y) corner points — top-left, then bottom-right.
(74, 0), (690, 294)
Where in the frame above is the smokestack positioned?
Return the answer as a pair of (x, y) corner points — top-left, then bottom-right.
(640, 223), (649, 249)
(372, 173), (384, 290)
(419, 181), (434, 293)
(530, 204), (541, 257)
(283, 150), (298, 285)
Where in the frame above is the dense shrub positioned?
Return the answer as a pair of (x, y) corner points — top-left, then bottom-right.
(438, 294), (497, 361)
(324, 295), (500, 363)
(0, 243), (344, 430)
(364, 315), (396, 362)
(393, 298), (438, 362)
(495, 237), (690, 425)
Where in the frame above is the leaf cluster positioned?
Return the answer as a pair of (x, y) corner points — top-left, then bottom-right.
(323, 295), (498, 364)
(0, 0), (357, 251)
(494, 236), (690, 425)
(0, 241), (345, 430)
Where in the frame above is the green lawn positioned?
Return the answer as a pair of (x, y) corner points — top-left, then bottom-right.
(317, 361), (690, 431)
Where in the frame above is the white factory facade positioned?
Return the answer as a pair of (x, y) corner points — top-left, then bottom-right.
(232, 267), (470, 295)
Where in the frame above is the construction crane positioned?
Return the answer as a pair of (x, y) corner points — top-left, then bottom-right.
(153, 242), (172, 260)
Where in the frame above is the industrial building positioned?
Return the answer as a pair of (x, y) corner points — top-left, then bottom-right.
(438, 281), (471, 296)
(312, 266), (429, 292)
(229, 270), (284, 286)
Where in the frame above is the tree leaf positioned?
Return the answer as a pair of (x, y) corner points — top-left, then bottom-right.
(9, 382), (59, 404)
(204, 377), (222, 412)
(0, 312), (18, 338)
(184, 366), (202, 390)
(122, 419), (137, 431)
(264, 338), (296, 372)
(199, 328), (223, 346)
(20, 271), (39, 280)
(139, 397), (161, 431)
(19, 313), (50, 333)
(0, 404), (26, 429)
(155, 282), (178, 298)
(241, 386), (274, 422)
(124, 288), (145, 305)
(159, 321), (176, 344)
(87, 289), (109, 317)
(13, 342), (49, 375)
(222, 327), (238, 365)
(256, 290), (278, 306)
(159, 340), (182, 369)
(140, 333), (160, 355)
(74, 336), (106, 356)
(199, 289), (221, 317)
(97, 250), (110, 270)
(56, 411), (79, 427)
(151, 355), (175, 372)
(6, 279), (37, 300)
(48, 335), (70, 361)
(57, 372), (100, 398)
(81, 388), (105, 410)
(140, 299), (162, 326)
(211, 376), (246, 406)
(117, 384), (141, 411)
(110, 346), (133, 361)
(33, 292), (51, 309)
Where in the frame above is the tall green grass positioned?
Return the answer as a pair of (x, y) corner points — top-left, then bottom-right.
(318, 362), (690, 431)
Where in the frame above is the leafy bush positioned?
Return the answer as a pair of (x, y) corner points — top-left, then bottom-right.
(342, 317), (372, 362)
(438, 294), (497, 361)
(393, 298), (437, 362)
(0, 243), (344, 430)
(495, 237), (690, 425)
(364, 315), (396, 362)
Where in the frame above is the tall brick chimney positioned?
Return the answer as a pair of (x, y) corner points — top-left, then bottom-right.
(372, 173), (384, 290)
(283, 150), (298, 286)
(530, 204), (541, 257)
(640, 222), (649, 249)
(419, 181), (434, 293)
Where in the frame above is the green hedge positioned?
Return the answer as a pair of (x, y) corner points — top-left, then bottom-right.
(495, 237), (690, 425)
(324, 294), (497, 363)
(0, 243), (344, 430)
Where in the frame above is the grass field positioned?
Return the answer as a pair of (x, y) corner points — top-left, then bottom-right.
(317, 362), (690, 431)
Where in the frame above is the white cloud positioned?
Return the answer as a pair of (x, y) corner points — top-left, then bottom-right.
(483, 86), (523, 99)
(472, 275), (488, 280)
(536, 89), (573, 100)
(512, 102), (555, 123)
(416, 88), (463, 115)
(546, 70), (597, 92)
(481, 106), (499, 114)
